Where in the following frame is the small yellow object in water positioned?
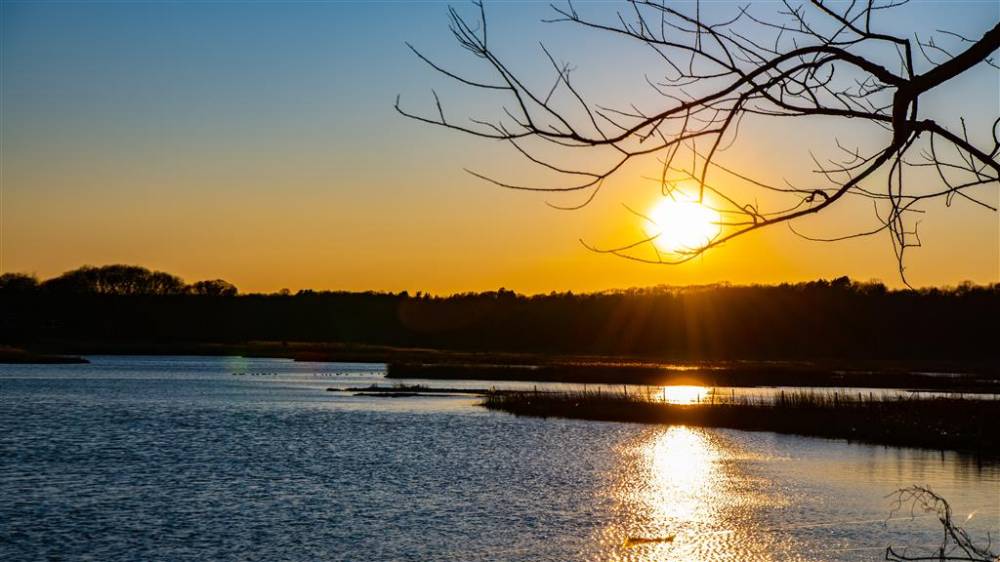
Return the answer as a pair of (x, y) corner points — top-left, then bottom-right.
(623, 535), (675, 548)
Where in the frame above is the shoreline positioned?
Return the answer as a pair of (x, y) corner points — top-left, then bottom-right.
(386, 361), (1000, 394)
(482, 390), (1000, 455)
(0, 347), (88, 364)
(5, 343), (998, 393)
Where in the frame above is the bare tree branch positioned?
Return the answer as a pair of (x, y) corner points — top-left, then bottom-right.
(400, 1), (1000, 281)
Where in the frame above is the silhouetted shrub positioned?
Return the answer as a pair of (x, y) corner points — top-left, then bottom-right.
(188, 279), (238, 296)
(0, 273), (39, 293)
(40, 265), (187, 296)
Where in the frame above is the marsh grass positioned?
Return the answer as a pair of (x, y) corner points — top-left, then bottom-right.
(389, 362), (1000, 393)
(483, 388), (1000, 455)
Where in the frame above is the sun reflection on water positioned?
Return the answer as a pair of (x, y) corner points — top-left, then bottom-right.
(597, 426), (793, 562)
(642, 427), (720, 534)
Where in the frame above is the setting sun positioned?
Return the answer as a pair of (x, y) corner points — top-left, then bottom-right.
(643, 192), (722, 254)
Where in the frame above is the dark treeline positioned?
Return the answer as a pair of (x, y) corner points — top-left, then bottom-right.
(1, 265), (998, 361)
(1, 265), (237, 296)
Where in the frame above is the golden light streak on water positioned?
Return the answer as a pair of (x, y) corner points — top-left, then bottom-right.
(595, 426), (800, 561)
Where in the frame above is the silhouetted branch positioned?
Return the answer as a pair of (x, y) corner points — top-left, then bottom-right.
(400, 1), (1000, 280)
(885, 486), (997, 561)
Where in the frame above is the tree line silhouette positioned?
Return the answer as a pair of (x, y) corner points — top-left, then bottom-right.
(1, 264), (997, 361)
(1, 265), (237, 296)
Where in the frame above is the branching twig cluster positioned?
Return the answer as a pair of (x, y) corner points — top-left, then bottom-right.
(399, 0), (1000, 283)
(885, 486), (997, 561)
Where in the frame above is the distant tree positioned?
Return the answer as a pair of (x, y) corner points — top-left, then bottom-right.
(41, 265), (186, 295)
(0, 273), (39, 293)
(829, 276), (851, 289)
(188, 279), (238, 296)
(496, 287), (517, 299)
(148, 271), (187, 295)
(401, 1), (999, 284)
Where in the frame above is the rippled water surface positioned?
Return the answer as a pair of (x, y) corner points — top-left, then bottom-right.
(1, 356), (997, 561)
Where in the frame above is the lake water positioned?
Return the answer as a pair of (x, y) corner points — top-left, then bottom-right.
(1, 356), (997, 561)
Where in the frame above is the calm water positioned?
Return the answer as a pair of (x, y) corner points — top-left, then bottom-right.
(1, 356), (997, 561)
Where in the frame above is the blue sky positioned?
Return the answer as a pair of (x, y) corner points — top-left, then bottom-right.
(2, 1), (997, 292)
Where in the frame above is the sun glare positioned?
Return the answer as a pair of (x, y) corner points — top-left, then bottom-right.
(644, 192), (722, 254)
(657, 385), (710, 405)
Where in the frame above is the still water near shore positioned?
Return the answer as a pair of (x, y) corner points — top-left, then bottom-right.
(1, 356), (997, 561)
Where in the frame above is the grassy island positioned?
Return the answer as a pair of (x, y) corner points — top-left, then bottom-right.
(483, 390), (1000, 455)
(388, 361), (1000, 392)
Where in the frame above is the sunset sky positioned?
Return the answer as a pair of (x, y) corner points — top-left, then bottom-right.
(2, 1), (997, 294)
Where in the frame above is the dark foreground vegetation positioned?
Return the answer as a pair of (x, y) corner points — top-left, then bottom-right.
(484, 390), (1000, 455)
(3, 265), (999, 368)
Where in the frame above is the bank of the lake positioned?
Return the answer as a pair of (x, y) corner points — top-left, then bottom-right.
(14, 337), (1000, 394)
(387, 361), (1000, 393)
(0, 346), (88, 364)
(483, 390), (1000, 455)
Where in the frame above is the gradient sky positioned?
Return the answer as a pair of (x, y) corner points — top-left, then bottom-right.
(2, 1), (997, 294)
